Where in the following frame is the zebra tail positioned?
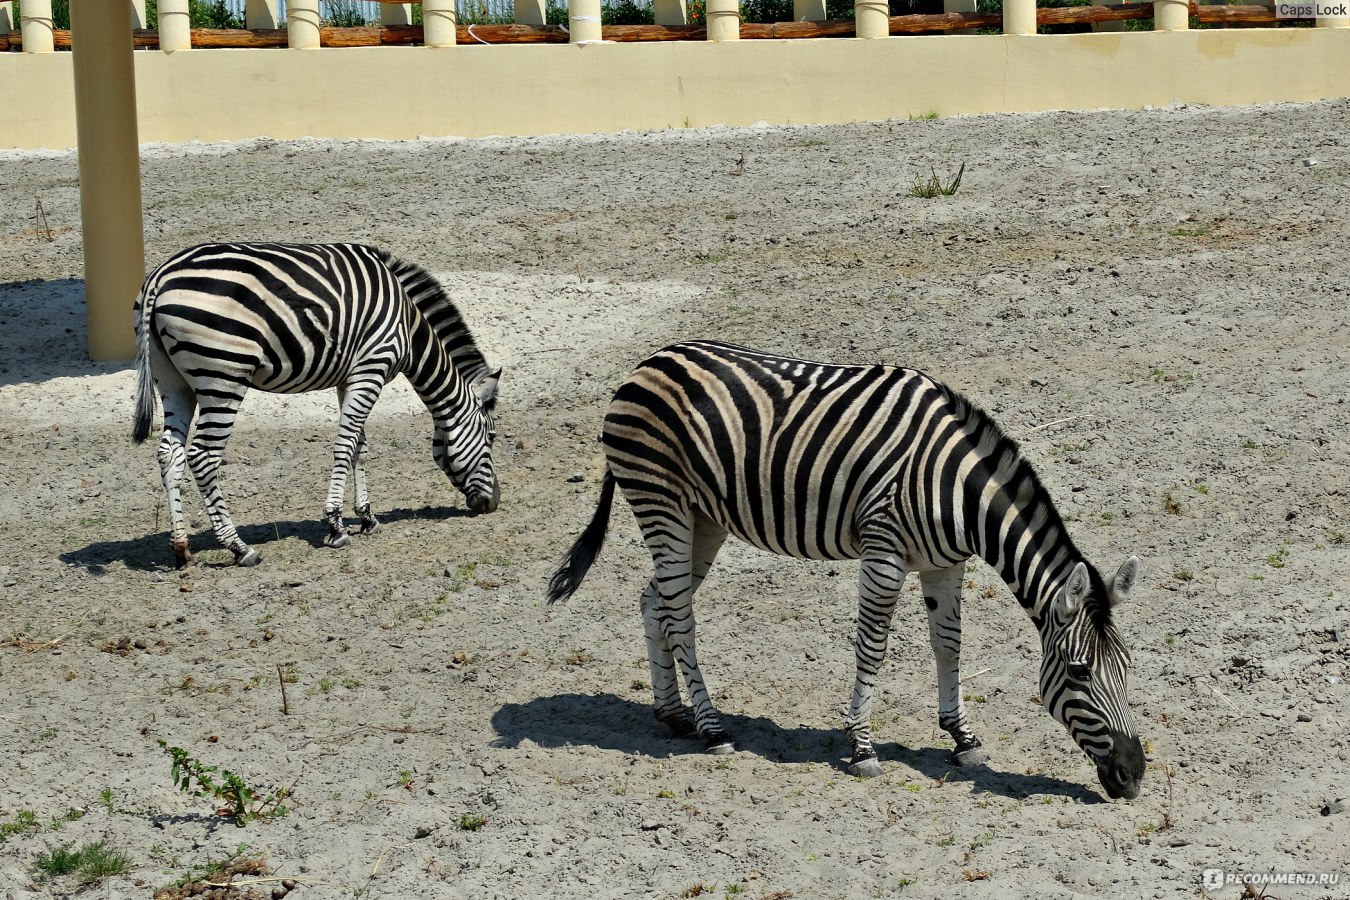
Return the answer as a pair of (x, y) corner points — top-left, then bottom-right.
(545, 470), (616, 604)
(131, 282), (157, 444)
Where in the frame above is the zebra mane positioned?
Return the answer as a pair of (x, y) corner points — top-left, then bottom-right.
(940, 381), (1115, 631)
(377, 249), (491, 386)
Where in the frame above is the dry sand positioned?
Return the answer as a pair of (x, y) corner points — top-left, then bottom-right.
(0, 100), (1347, 899)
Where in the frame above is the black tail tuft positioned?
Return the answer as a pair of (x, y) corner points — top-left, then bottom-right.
(546, 471), (616, 604)
(131, 284), (157, 444)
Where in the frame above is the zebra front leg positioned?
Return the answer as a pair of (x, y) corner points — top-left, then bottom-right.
(327, 382), (383, 548)
(845, 549), (907, 778)
(352, 429), (380, 536)
(919, 565), (987, 767)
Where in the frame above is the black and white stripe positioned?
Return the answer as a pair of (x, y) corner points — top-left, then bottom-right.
(132, 242), (500, 568)
(549, 340), (1144, 799)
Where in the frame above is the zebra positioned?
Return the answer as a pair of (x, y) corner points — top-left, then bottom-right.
(132, 242), (501, 569)
(547, 339), (1145, 800)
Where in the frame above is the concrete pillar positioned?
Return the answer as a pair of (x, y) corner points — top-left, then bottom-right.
(653, 0), (689, 26)
(70, 0), (145, 362)
(514, 0), (547, 25)
(570, 0), (603, 42)
(0, 2), (15, 35)
(793, 0), (827, 21)
(246, 0), (282, 29)
(288, 0), (322, 47)
(158, 0), (192, 50)
(1153, 0), (1188, 30)
(1002, 0), (1035, 34)
(130, 0), (148, 29)
(424, 0), (457, 45)
(20, 0), (54, 52)
(854, 0), (888, 38)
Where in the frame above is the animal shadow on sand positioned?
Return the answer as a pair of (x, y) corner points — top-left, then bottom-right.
(59, 504), (477, 574)
(491, 692), (1104, 803)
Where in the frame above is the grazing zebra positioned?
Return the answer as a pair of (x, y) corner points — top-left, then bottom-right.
(132, 242), (501, 568)
(548, 340), (1145, 800)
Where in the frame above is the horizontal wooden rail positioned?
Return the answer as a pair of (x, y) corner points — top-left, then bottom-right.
(4, 5), (1286, 50)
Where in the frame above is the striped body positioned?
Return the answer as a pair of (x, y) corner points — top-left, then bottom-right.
(133, 242), (500, 568)
(551, 340), (1144, 799)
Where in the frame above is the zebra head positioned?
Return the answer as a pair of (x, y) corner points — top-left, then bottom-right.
(1039, 556), (1144, 800)
(434, 369), (501, 514)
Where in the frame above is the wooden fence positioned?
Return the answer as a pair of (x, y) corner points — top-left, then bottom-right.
(6, 1), (1324, 49)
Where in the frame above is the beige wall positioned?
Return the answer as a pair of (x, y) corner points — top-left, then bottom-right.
(3, 30), (1350, 150)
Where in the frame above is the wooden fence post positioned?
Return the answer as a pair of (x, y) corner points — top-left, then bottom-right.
(570, 0), (604, 42)
(425, 0), (458, 45)
(288, 0), (322, 47)
(654, 0), (689, 26)
(158, 0), (192, 50)
(514, 0), (547, 25)
(1003, 0), (1036, 33)
(1153, 0), (1188, 29)
(20, 0), (54, 52)
(246, 0), (281, 29)
(854, 0), (888, 37)
(70, 0), (144, 362)
(793, 0), (827, 21)
(707, 0), (740, 39)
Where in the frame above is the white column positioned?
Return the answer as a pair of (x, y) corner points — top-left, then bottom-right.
(71, 0), (145, 362)
(514, 0), (547, 25)
(1002, 0), (1035, 34)
(570, 0), (603, 42)
(1153, 0), (1188, 30)
(793, 0), (826, 20)
(288, 0), (322, 47)
(246, 0), (282, 29)
(130, 0), (148, 29)
(0, 2), (15, 35)
(854, 0), (888, 38)
(653, 0), (689, 26)
(424, 0), (457, 45)
(158, 0), (192, 50)
(20, 0), (54, 52)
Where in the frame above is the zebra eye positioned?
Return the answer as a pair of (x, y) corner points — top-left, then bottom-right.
(1067, 662), (1093, 683)
(487, 429), (497, 445)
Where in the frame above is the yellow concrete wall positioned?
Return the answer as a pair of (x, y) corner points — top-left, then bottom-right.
(3, 30), (1350, 150)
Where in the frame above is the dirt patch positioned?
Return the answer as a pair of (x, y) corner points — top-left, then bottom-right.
(1, 100), (1347, 899)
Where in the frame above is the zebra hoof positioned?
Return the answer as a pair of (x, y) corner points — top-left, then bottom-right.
(660, 713), (698, 740)
(704, 735), (735, 756)
(326, 533), (352, 549)
(954, 744), (989, 767)
(849, 757), (885, 779)
(236, 548), (262, 568)
(358, 519), (380, 536)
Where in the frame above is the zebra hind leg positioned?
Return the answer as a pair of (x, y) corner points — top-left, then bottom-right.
(844, 542), (908, 778)
(155, 382), (197, 569)
(919, 565), (988, 767)
(641, 513), (728, 745)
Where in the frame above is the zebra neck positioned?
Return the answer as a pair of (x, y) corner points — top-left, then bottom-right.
(404, 315), (468, 421)
(968, 468), (1081, 621)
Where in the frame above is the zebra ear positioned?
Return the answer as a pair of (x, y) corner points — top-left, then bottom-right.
(473, 368), (501, 410)
(1109, 556), (1139, 608)
(1056, 562), (1091, 619)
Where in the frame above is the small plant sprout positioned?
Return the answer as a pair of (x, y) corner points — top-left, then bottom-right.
(909, 162), (965, 198)
(1175, 570), (1194, 582)
(1265, 546), (1289, 569)
(1162, 492), (1183, 515)
(458, 813), (488, 831)
(99, 788), (115, 814)
(156, 740), (291, 826)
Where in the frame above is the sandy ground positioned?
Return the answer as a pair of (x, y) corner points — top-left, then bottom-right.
(0, 100), (1347, 900)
